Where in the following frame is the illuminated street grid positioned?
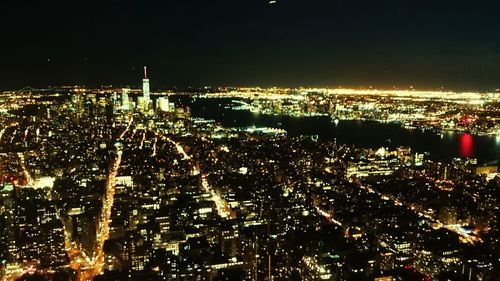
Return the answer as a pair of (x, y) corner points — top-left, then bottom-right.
(0, 86), (499, 281)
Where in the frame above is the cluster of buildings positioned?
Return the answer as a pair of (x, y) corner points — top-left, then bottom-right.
(197, 87), (500, 136)
(0, 79), (499, 281)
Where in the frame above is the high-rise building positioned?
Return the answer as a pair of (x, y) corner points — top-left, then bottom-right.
(121, 88), (130, 111)
(0, 184), (16, 263)
(142, 66), (150, 104)
(157, 97), (170, 112)
(15, 188), (68, 268)
(111, 92), (118, 108)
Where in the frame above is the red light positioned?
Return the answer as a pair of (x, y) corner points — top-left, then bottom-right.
(460, 133), (474, 158)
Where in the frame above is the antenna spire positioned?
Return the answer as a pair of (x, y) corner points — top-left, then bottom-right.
(144, 66), (148, 79)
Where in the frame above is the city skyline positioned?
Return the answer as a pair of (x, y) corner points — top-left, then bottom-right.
(1, 2), (500, 281)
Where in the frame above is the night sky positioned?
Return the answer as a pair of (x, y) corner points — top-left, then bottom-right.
(1, 0), (500, 90)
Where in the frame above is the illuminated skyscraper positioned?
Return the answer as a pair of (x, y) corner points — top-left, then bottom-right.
(111, 92), (117, 107)
(142, 66), (150, 104)
(0, 184), (16, 263)
(121, 88), (130, 111)
(157, 97), (170, 112)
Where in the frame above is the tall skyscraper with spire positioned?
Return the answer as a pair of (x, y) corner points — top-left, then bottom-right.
(142, 66), (150, 104)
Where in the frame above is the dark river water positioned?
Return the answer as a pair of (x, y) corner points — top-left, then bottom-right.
(170, 96), (500, 163)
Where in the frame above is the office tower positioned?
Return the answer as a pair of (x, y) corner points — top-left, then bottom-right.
(157, 97), (170, 112)
(121, 88), (130, 111)
(0, 184), (16, 263)
(111, 92), (117, 108)
(143, 66), (150, 104)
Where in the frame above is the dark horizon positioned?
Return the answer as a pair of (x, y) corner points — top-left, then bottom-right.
(1, 0), (500, 91)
